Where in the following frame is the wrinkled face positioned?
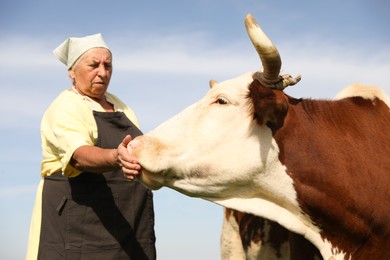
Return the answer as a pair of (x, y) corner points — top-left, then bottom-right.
(130, 72), (282, 199)
(69, 47), (112, 100)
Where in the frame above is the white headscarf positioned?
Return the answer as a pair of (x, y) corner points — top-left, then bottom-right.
(53, 33), (110, 69)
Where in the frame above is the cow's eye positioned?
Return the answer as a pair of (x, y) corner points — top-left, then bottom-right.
(216, 97), (229, 105)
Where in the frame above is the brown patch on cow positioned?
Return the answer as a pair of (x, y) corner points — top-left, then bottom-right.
(269, 94), (390, 258)
(248, 80), (289, 133)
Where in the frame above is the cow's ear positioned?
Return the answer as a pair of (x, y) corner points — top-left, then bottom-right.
(249, 81), (288, 132)
(209, 79), (218, 89)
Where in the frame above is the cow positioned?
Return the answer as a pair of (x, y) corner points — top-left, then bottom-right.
(128, 13), (390, 259)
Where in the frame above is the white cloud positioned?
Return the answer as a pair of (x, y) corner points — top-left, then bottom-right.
(0, 35), (57, 68)
(0, 184), (37, 196)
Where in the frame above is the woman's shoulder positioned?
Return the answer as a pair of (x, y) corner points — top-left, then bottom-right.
(51, 88), (82, 104)
(44, 89), (89, 116)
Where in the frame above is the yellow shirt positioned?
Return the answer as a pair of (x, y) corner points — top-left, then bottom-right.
(40, 87), (139, 177)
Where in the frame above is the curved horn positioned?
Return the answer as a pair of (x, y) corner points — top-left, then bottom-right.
(245, 13), (281, 82)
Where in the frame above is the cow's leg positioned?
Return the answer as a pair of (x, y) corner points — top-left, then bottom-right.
(222, 208), (292, 260)
(221, 208), (249, 259)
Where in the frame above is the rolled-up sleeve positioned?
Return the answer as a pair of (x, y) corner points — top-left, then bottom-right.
(41, 90), (97, 177)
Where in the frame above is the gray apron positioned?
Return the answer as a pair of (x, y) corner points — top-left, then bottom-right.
(38, 111), (156, 260)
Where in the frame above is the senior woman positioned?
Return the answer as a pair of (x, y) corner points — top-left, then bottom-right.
(26, 33), (156, 260)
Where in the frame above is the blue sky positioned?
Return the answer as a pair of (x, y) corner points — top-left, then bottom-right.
(1, 1), (389, 259)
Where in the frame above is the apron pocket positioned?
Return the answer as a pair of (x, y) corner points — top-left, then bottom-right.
(65, 193), (121, 251)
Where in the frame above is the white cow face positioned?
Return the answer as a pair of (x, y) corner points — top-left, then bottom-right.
(129, 72), (283, 199)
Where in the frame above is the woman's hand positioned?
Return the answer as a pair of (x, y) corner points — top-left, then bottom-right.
(117, 135), (141, 180)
